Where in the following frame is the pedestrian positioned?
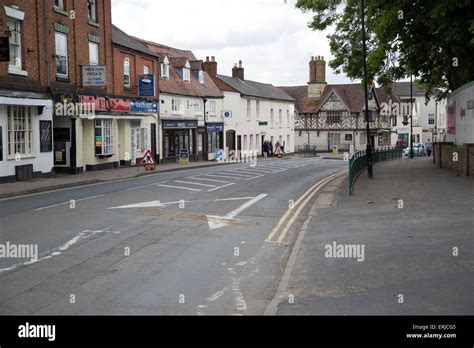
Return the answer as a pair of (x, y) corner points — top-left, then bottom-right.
(269, 141), (274, 157)
(281, 141), (285, 155)
(263, 141), (268, 158)
(425, 139), (433, 157)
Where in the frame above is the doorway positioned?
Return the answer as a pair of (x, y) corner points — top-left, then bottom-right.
(226, 130), (236, 151)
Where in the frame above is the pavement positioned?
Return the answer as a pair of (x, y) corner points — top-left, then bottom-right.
(0, 156), (346, 315)
(0, 154), (312, 199)
(272, 157), (474, 315)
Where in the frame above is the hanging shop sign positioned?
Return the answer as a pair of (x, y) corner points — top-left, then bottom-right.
(138, 74), (155, 97)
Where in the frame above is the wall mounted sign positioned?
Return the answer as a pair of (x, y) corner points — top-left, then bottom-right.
(82, 66), (107, 87)
(81, 96), (130, 113)
(39, 121), (52, 153)
(163, 120), (197, 129)
(130, 101), (158, 113)
(138, 74), (155, 97)
(206, 123), (223, 132)
(222, 110), (232, 118)
(345, 134), (353, 141)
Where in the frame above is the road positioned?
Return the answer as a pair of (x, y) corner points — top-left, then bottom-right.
(0, 157), (346, 315)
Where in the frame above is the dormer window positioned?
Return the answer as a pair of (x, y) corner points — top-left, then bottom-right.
(199, 70), (204, 84)
(160, 56), (169, 79)
(183, 67), (190, 82)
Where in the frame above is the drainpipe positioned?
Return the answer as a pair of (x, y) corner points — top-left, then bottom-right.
(43, 0), (51, 89)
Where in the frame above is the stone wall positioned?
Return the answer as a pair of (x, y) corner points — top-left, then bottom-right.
(434, 142), (474, 177)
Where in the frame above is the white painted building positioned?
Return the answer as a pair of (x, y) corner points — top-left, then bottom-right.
(446, 81), (474, 145)
(0, 92), (54, 181)
(203, 58), (295, 157)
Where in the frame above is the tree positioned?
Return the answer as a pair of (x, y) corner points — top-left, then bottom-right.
(296, 0), (474, 99)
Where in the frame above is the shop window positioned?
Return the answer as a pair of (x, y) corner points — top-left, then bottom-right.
(208, 132), (221, 153)
(95, 119), (114, 156)
(329, 133), (340, 146)
(7, 106), (34, 158)
(55, 32), (68, 77)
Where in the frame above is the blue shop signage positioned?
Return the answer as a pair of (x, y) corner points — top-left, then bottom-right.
(207, 123), (224, 132)
(130, 101), (158, 113)
(138, 74), (155, 97)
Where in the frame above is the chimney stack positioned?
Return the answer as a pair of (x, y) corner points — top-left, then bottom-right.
(309, 55), (326, 84)
(203, 55), (218, 77)
(232, 60), (245, 80)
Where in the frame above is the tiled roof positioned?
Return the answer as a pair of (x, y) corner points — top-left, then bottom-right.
(393, 81), (425, 97)
(189, 60), (203, 70)
(112, 25), (160, 58)
(217, 75), (294, 102)
(140, 40), (222, 98)
(280, 83), (398, 114)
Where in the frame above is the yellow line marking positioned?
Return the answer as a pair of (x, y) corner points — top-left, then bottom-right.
(265, 170), (347, 243)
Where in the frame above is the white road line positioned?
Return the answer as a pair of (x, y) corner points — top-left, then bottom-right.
(156, 184), (201, 192)
(188, 177), (231, 183)
(126, 181), (170, 191)
(199, 174), (244, 180)
(207, 183), (235, 192)
(174, 180), (217, 188)
(245, 175), (265, 181)
(219, 171), (256, 178)
(232, 169), (269, 174)
(33, 195), (104, 211)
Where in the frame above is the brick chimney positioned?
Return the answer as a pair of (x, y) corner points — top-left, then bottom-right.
(203, 56), (217, 77)
(308, 56), (327, 98)
(232, 60), (245, 80)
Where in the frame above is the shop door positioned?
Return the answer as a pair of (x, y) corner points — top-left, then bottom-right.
(226, 130), (235, 151)
(130, 126), (140, 164)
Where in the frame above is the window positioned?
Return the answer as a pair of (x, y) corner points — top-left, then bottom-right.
(7, 17), (22, 70)
(54, 0), (65, 10)
(55, 32), (68, 77)
(88, 42), (99, 65)
(194, 101), (203, 114)
(161, 63), (169, 79)
(428, 114), (435, 125)
(7, 106), (34, 158)
(144, 65), (150, 74)
(249, 134), (254, 151)
(123, 58), (130, 88)
(256, 100), (260, 118)
(199, 70), (204, 84)
(88, 0), (97, 23)
(329, 133), (340, 146)
(172, 99), (180, 113)
(270, 109), (274, 126)
(95, 119), (114, 156)
(247, 100), (251, 119)
(328, 93), (338, 102)
(287, 110), (290, 126)
(279, 110), (283, 126)
(392, 115), (397, 127)
(209, 101), (216, 114)
(183, 68), (190, 82)
(327, 110), (342, 123)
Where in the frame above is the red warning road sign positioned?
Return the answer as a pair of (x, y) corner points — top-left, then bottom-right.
(140, 149), (157, 166)
(274, 146), (283, 158)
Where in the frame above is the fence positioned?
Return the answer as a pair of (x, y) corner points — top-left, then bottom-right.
(298, 145), (318, 158)
(349, 147), (403, 195)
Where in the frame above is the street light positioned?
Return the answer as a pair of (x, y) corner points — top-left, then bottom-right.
(361, 0), (373, 178)
(410, 75), (414, 159)
(203, 97), (208, 161)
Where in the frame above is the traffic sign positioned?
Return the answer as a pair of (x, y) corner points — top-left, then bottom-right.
(274, 146), (283, 158)
(140, 149), (157, 166)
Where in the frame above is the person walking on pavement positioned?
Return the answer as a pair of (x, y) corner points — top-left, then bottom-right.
(269, 140), (274, 157)
(263, 141), (268, 158)
(425, 139), (433, 157)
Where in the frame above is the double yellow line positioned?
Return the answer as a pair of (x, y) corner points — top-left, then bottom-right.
(265, 170), (348, 244)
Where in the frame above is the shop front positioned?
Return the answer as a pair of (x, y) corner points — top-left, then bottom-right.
(205, 122), (224, 161)
(162, 119), (198, 163)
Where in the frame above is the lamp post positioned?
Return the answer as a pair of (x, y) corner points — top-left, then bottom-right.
(361, 0), (373, 178)
(410, 75), (414, 159)
(203, 97), (208, 161)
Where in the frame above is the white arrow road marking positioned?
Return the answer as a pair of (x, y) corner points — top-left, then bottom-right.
(109, 197), (257, 210)
(206, 194), (268, 230)
(0, 227), (121, 274)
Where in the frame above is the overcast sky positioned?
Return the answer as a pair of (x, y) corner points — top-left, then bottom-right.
(111, 0), (355, 86)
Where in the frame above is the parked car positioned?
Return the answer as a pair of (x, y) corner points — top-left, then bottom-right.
(404, 143), (425, 157)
